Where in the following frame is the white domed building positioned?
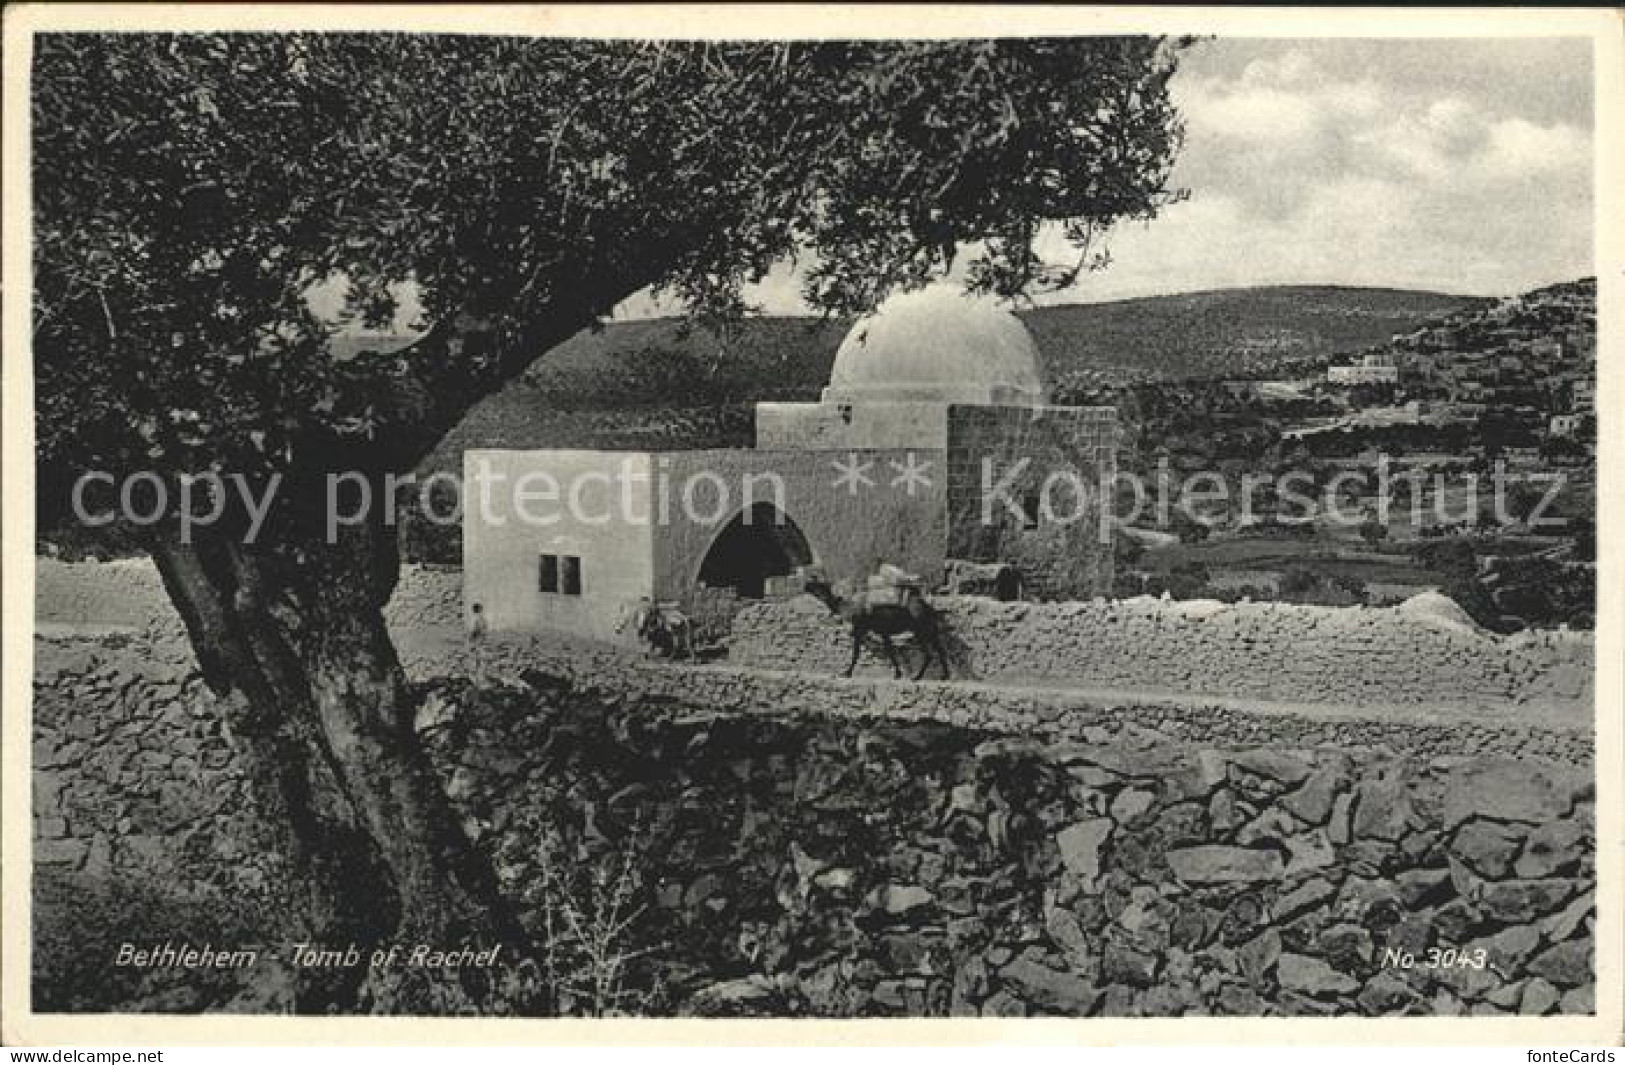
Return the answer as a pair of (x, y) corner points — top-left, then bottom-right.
(465, 286), (1118, 641)
(822, 285), (1049, 406)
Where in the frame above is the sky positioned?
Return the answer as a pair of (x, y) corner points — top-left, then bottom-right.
(618, 36), (1595, 317)
(314, 36), (1595, 328)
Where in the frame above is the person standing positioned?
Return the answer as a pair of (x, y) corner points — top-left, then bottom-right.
(468, 602), (490, 683)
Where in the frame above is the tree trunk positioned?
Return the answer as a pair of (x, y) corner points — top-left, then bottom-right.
(126, 287), (645, 1012)
(147, 490), (532, 1014)
(126, 287), (641, 1013)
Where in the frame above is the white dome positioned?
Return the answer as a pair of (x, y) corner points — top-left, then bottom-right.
(824, 285), (1048, 406)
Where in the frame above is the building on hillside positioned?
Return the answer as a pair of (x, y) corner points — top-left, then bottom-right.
(1571, 379), (1596, 415)
(1352, 401), (1423, 427)
(1525, 337), (1562, 362)
(1564, 329), (1596, 360)
(463, 286), (1118, 641)
(1327, 350), (1399, 385)
(1500, 446), (1543, 470)
(1548, 413), (1586, 438)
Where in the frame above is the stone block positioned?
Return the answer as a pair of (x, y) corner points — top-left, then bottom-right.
(1280, 767), (1346, 824)
(1478, 878), (1578, 924)
(1352, 778), (1413, 841)
(998, 954), (1099, 1014)
(1521, 977), (1561, 1014)
(1451, 819), (1525, 879)
(1054, 818), (1112, 888)
(1443, 760), (1575, 827)
(1513, 819), (1587, 879)
(1278, 953), (1359, 997)
(1166, 845), (1286, 884)
(1528, 938), (1591, 988)
(35, 837), (87, 867)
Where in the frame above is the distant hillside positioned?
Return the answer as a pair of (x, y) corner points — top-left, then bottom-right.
(419, 284), (1487, 475)
(518, 285), (1486, 410)
(1027, 286), (1490, 393)
(1523, 277), (1596, 303)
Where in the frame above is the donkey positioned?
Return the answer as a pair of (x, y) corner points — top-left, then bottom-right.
(803, 573), (951, 681)
(616, 598), (693, 659)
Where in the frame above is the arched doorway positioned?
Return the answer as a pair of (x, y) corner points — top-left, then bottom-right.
(696, 502), (814, 599)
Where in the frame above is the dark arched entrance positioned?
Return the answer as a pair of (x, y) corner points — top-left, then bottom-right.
(696, 502), (814, 599)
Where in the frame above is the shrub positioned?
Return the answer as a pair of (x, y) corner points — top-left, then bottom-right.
(1111, 572), (1148, 598)
(1443, 574), (1506, 632)
(1485, 556), (1595, 630)
(1253, 516), (1317, 539)
(1114, 531), (1146, 567)
(1572, 521), (1596, 562)
(532, 828), (662, 1017)
(1414, 538), (1477, 578)
(1169, 510), (1212, 544)
(1357, 519), (1389, 545)
(398, 484), (463, 565)
(1275, 566), (1367, 607)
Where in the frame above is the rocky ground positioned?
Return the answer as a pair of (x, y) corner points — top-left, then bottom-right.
(729, 591), (1595, 730)
(420, 672), (1595, 1017)
(29, 560), (1597, 1016)
(32, 633), (1595, 1017)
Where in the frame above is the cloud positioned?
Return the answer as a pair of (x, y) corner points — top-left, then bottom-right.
(1048, 39), (1593, 303)
(615, 38), (1594, 318)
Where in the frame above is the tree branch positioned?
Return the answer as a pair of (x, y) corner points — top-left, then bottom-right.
(342, 253), (681, 472)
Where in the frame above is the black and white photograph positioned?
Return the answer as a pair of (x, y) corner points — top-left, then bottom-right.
(3, 3), (1620, 1046)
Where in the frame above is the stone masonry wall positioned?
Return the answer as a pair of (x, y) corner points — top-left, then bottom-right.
(32, 630), (296, 1011)
(946, 404), (1116, 599)
(409, 635), (1592, 766)
(33, 627), (1595, 1015)
(729, 592), (1594, 717)
(35, 557), (464, 635)
(422, 675), (1596, 1017)
(31, 560), (1596, 1014)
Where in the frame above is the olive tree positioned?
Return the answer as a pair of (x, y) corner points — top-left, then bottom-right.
(33, 32), (1187, 1010)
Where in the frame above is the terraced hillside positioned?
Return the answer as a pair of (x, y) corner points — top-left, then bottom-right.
(525, 285), (1484, 406)
(417, 285), (1484, 478)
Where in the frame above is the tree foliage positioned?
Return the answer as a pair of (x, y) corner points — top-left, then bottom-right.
(36, 33), (1188, 493)
(32, 31), (1191, 1012)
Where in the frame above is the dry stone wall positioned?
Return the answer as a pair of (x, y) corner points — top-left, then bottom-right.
(30, 559), (1596, 1015)
(728, 593), (1593, 716)
(944, 404), (1117, 598)
(31, 633), (295, 1010)
(414, 636), (1592, 766)
(35, 557), (465, 637)
(37, 559), (1594, 720)
(423, 673), (1598, 1017)
(35, 558), (182, 632)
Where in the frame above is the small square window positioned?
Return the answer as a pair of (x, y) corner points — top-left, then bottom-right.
(539, 553), (583, 596)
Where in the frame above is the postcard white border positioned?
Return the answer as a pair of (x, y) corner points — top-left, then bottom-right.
(3, 3), (1620, 1047)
